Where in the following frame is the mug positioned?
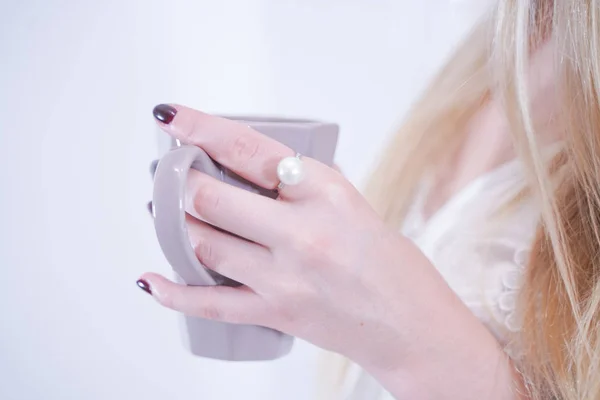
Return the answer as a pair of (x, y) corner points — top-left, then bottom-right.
(151, 116), (339, 361)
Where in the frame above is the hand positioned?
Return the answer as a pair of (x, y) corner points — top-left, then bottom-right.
(140, 105), (465, 375)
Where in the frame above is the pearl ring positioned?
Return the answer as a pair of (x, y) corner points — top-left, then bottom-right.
(276, 153), (305, 190)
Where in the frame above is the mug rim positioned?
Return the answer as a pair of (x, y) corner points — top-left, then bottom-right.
(218, 114), (336, 127)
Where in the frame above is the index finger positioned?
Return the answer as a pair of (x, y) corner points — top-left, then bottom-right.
(154, 104), (295, 190)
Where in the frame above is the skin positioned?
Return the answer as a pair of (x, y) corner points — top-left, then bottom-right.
(425, 39), (559, 219)
(140, 106), (527, 400)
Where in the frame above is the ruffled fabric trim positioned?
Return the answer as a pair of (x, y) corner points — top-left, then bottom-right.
(498, 247), (529, 332)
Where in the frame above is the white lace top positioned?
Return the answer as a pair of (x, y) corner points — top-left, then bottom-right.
(342, 156), (543, 400)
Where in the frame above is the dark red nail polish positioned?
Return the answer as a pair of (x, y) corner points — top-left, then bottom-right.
(152, 104), (177, 124)
(137, 279), (152, 295)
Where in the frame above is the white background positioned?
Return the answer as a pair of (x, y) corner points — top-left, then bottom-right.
(0, 1), (488, 399)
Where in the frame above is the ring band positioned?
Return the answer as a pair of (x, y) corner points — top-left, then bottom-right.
(276, 152), (304, 190)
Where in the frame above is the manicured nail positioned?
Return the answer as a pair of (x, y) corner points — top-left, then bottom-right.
(147, 201), (153, 216)
(136, 279), (152, 295)
(152, 104), (177, 124)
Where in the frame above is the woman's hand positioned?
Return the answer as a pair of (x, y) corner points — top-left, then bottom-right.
(141, 105), (515, 399)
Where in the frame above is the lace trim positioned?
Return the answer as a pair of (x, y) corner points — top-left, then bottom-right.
(499, 248), (529, 333)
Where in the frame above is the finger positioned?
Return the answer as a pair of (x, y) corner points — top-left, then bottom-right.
(138, 272), (268, 325)
(275, 155), (343, 201)
(185, 169), (290, 245)
(332, 163), (344, 176)
(185, 214), (276, 288)
(154, 104), (332, 196)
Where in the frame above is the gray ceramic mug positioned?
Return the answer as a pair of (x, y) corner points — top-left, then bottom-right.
(151, 116), (339, 361)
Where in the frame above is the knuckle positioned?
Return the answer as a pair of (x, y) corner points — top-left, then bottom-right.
(181, 112), (200, 142)
(286, 280), (316, 304)
(275, 307), (296, 326)
(222, 309), (244, 324)
(271, 283), (315, 326)
(199, 288), (224, 320)
(268, 297), (296, 325)
(319, 180), (350, 207)
(291, 232), (334, 266)
(194, 239), (218, 269)
(229, 134), (260, 168)
(193, 185), (221, 217)
(200, 304), (223, 320)
(158, 290), (176, 310)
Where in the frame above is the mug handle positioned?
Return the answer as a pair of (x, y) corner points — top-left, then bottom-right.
(151, 144), (294, 360)
(152, 144), (235, 286)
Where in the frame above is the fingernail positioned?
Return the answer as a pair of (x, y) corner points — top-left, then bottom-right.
(147, 201), (153, 216)
(153, 104), (177, 124)
(137, 279), (152, 295)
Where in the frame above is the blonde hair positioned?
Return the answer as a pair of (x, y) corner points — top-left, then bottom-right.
(331, 1), (600, 399)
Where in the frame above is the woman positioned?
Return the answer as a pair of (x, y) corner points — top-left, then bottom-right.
(137, 1), (600, 399)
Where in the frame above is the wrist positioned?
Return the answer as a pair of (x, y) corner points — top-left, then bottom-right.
(360, 314), (517, 400)
(342, 239), (520, 399)
(354, 264), (517, 399)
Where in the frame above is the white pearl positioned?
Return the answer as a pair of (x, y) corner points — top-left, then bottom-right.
(277, 156), (305, 186)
